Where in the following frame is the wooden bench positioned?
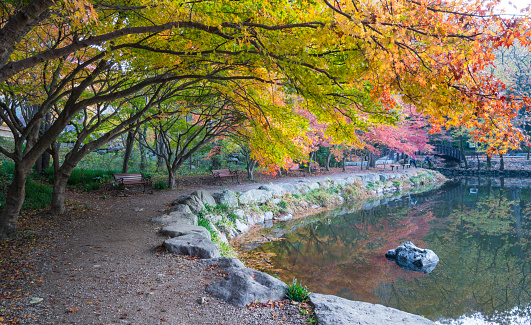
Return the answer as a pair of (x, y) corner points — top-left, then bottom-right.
(211, 168), (239, 184)
(113, 173), (153, 196)
(287, 164), (305, 176)
(389, 164), (410, 171)
(309, 162), (326, 174)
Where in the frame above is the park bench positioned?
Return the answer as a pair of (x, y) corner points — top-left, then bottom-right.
(389, 163), (411, 171)
(309, 162), (326, 174)
(211, 168), (239, 184)
(113, 173), (153, 196)
(287, 164), (305, 176)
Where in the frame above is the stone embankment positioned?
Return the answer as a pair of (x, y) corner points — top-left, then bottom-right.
(152, 169), (443, 324)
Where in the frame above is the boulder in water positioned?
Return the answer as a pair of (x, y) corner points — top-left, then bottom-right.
(385, 241), (439, 274)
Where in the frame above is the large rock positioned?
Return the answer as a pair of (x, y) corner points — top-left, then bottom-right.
(171, 190), (216, 213)
(279, 183), (298, 194)
(206, 267), (287, 307)
(235, 219), (249, 232)
(168, 204), (192, 214)
(238, 189), (273, 205)
(212, 190), (239, 208)
(163, 234), (220, 259)
(309, 293), (435, 325)
(151, 211), (197, 226)
(385, 241), (439, 274)
(199, 257), (245, 270)
(259, 184), (286, 197)
(159, 224), (211, 240)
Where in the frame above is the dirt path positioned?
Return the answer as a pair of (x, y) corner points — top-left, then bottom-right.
(2, 167), (420, 325)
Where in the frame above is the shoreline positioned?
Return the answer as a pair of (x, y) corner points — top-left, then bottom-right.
(155, 168), (445, 324)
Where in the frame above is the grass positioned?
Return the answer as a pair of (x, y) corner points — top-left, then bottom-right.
(0, 162), (52, 211)
(286, 278), (311, 302)
(153, 180), (168, 190)
(198, 214), (238, 258)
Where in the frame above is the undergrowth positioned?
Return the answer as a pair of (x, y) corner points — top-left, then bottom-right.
(198, 215), (237, 258)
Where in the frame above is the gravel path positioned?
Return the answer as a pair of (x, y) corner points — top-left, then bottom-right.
(3, 167), (421, 324)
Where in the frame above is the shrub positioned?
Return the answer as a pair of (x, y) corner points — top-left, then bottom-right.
(153, 180), (167, 190)
(0, 162), (52, 211)
(286, 278), (311, 302)
(278, 200), (287, 209)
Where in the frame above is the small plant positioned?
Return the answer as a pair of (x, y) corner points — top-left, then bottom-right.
(212, 203), (229, 214)
(286, 278), (311, 302)
(153, 180), (167, 190)
(393, 180), (401, 187)
(278, 200), (287, 209)
(227, 211), (239, 222)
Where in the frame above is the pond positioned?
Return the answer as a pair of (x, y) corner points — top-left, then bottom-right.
(243, 178), (531, 324)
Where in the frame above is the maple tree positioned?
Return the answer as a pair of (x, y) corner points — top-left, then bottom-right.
(137, 88), (244, 189)
(1, 0), (530, 237)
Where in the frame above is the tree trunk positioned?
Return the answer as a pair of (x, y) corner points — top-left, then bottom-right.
(139, 127), (147, 172)
(500, 154), (504, 171)
(326, 150), (332, 171)
(0, 163), (32, 238)
(459, 135), (468, 169)
(247, 160), (256, 180)
(486, 155), (492, 169)
(122, 128), (136, 173)
(167, 171), (177, 189)
(342, 157), (346, 172)
(308, 151), (314, 174)
(50, 165), (73, 214)
(368, 151), (376, 168)
(155, 133), (165, 169)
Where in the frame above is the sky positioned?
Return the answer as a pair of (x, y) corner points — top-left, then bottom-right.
(496, 0), (530, 15)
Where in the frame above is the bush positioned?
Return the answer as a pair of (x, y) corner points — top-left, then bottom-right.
(0, 162), (52, 211)
(154, 180), (167, 190)
(286, 278), (311, 302)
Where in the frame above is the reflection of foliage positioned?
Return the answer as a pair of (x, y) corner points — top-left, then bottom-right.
(449, 195), (514, 236)
(246, 182), (531, 323)
(382, 187), (531, 323)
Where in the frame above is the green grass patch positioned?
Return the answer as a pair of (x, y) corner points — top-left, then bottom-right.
(0, 162), (52, 211)
(153, 180), (167, 190)
(198, 215), (237, 258)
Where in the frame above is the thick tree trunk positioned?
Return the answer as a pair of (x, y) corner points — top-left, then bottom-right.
(50, 167), (72, 214)
(486, 155), (492, 169)
(247, 160), (256, 180)
(0, 163), (32, 238)
(500, 154), (504, 171)
(326, 150), (332, 171)
(122, 129), (136, 173)
(167, 172), (177, 189)
(368, 151), (376, 168)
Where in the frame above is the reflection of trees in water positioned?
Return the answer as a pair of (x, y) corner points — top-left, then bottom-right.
(254, 178), (531, 322)
(255, 199), (432, 300)
(379, 187), (531, 323)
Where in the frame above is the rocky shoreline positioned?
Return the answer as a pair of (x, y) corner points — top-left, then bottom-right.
(152, 169), (444, 324)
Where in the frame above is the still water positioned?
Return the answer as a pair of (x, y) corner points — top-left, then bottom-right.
(247, 178), (531, 324)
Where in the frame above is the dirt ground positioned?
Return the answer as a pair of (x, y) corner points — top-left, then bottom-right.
(0, 164), (481, 325)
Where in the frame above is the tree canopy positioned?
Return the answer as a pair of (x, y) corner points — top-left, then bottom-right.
(1, 0), (531, 236)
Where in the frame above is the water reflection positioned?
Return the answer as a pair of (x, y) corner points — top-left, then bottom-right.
(248, 177), (531, 323)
